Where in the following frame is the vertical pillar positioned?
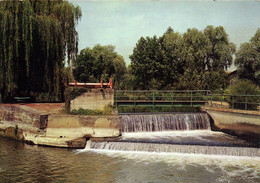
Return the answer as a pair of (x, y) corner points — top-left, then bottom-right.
(191, 91), (193, 107)
(245, 96), (248, 110)
(152, 91), (155, 112)
(232, 96), (234, 109)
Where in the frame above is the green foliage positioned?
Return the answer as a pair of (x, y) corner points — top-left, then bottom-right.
(129, 35), (165, 89)
(226, 80), (260, 110)
(117, 106), (199, 113)
(64, 87), (89, 112)
(73, 44), (127, 89)
(235, 29), (260, 85)
(0, 0), (81, 102)
(71, 108), (104, 115)
(70, 104), (113, 115)
(129, 26), (235, 90)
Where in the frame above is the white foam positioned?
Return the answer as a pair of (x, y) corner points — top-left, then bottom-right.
(121, 130), (222, 139)
(75, 146), (260, 180)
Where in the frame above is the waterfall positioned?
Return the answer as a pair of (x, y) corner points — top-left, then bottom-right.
(89, 141), (260, 157)
(120, 113), (210, 133)
(83, 113), (259, 157)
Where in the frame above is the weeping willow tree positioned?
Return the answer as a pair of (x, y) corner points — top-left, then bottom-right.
(0, 0), (81, 102)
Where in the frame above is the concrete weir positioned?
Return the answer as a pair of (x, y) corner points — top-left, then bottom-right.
(0, 104), (120, 148)
(201, 106), (260, 138)
(1, 103), (259, 149)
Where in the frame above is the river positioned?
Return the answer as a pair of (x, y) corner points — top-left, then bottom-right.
(0, 136), (259, 183)
(1, 113), (260, 182)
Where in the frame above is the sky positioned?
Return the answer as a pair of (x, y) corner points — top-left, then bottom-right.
(69, 0), (260, 69)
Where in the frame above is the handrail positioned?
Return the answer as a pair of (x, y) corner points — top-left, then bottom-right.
(115, 90), (211, 93)
(114, 90), (260, 111)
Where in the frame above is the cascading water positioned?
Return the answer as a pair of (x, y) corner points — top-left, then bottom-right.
(89, 141), (259, 157)
(120, 113), (210, 133)
(84, 113), (259, 157)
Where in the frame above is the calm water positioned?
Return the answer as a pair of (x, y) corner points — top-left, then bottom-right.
(0, 137), (259, 183)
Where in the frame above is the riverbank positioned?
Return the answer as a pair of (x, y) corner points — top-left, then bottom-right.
(0, 104), (120, 148)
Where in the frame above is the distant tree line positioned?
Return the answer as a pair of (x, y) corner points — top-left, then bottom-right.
(73, 26), (259, 91)
(0, 0), (81, 102)
(128, 26), (236, 90)
(1, 0), (259, 103)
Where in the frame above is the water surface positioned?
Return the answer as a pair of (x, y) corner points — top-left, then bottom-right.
(0, 137), (259, 183)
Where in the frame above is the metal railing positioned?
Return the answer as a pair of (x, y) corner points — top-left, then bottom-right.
(114, 90), (260, 112)
(207, 94), (260, 111)
(115, 90), (210, 102)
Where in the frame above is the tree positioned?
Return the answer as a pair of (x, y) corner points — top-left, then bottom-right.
(129, 36), (165, 89)
(161, 27), (184, 88)
(235, 29), (260, 85)
(204, 25), (235, 71)
(73, 45), (127, 89)
(0, 0), (81, 102)
(179, 28), (211, 89)
(129, 26), (235, 90)
(112, 55), (128, 89)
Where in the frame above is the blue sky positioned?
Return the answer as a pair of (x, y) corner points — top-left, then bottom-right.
(69, 0), (260, 68)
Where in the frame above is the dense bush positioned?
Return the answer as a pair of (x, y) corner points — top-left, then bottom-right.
(226, 80), (260, 110)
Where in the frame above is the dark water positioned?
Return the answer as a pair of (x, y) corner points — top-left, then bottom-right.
(0, 137), (260, 183)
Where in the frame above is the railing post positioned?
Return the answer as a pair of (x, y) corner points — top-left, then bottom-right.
(232, 96), (234, 109)
(171, 91), (173, 106)
(134, 91), (136, 108)
(152, 91), (155, 112)
(191, 91), (193, 107)
(221, 94), (223, 108)
(115, 90), (117, 108)
(211, 95), (212, 107)
(245, 96), (248, 110)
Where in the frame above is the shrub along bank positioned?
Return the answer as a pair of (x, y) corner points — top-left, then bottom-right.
(225, 80), (260, 110)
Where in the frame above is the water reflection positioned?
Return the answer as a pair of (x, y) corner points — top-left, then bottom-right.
(0, 137), (259, 183)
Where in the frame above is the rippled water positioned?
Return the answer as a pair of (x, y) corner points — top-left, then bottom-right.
(0, 137), (259, 183)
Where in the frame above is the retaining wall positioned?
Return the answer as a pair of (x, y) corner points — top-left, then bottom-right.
(71, 88), (114, 111)
(0, 104), (120, 148)
(202, 106), (260, 138)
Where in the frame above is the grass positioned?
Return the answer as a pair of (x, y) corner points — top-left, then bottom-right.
(70, 104), (114, 115)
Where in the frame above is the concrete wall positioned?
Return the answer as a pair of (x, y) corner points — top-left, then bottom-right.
(71, 88), (114, 111)
(0, 104), (48, 129)
(46, 114), (120, 139)
(202, 106), (260, 137)
(0, 104), (120, 148)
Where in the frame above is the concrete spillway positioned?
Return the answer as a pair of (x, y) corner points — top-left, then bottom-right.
(120, 113), (211, 132)
(85, 113), (259, 157)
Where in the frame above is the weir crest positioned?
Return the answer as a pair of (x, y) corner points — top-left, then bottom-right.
(120, 113), (211, 132)
(84, 113), (259, 157)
